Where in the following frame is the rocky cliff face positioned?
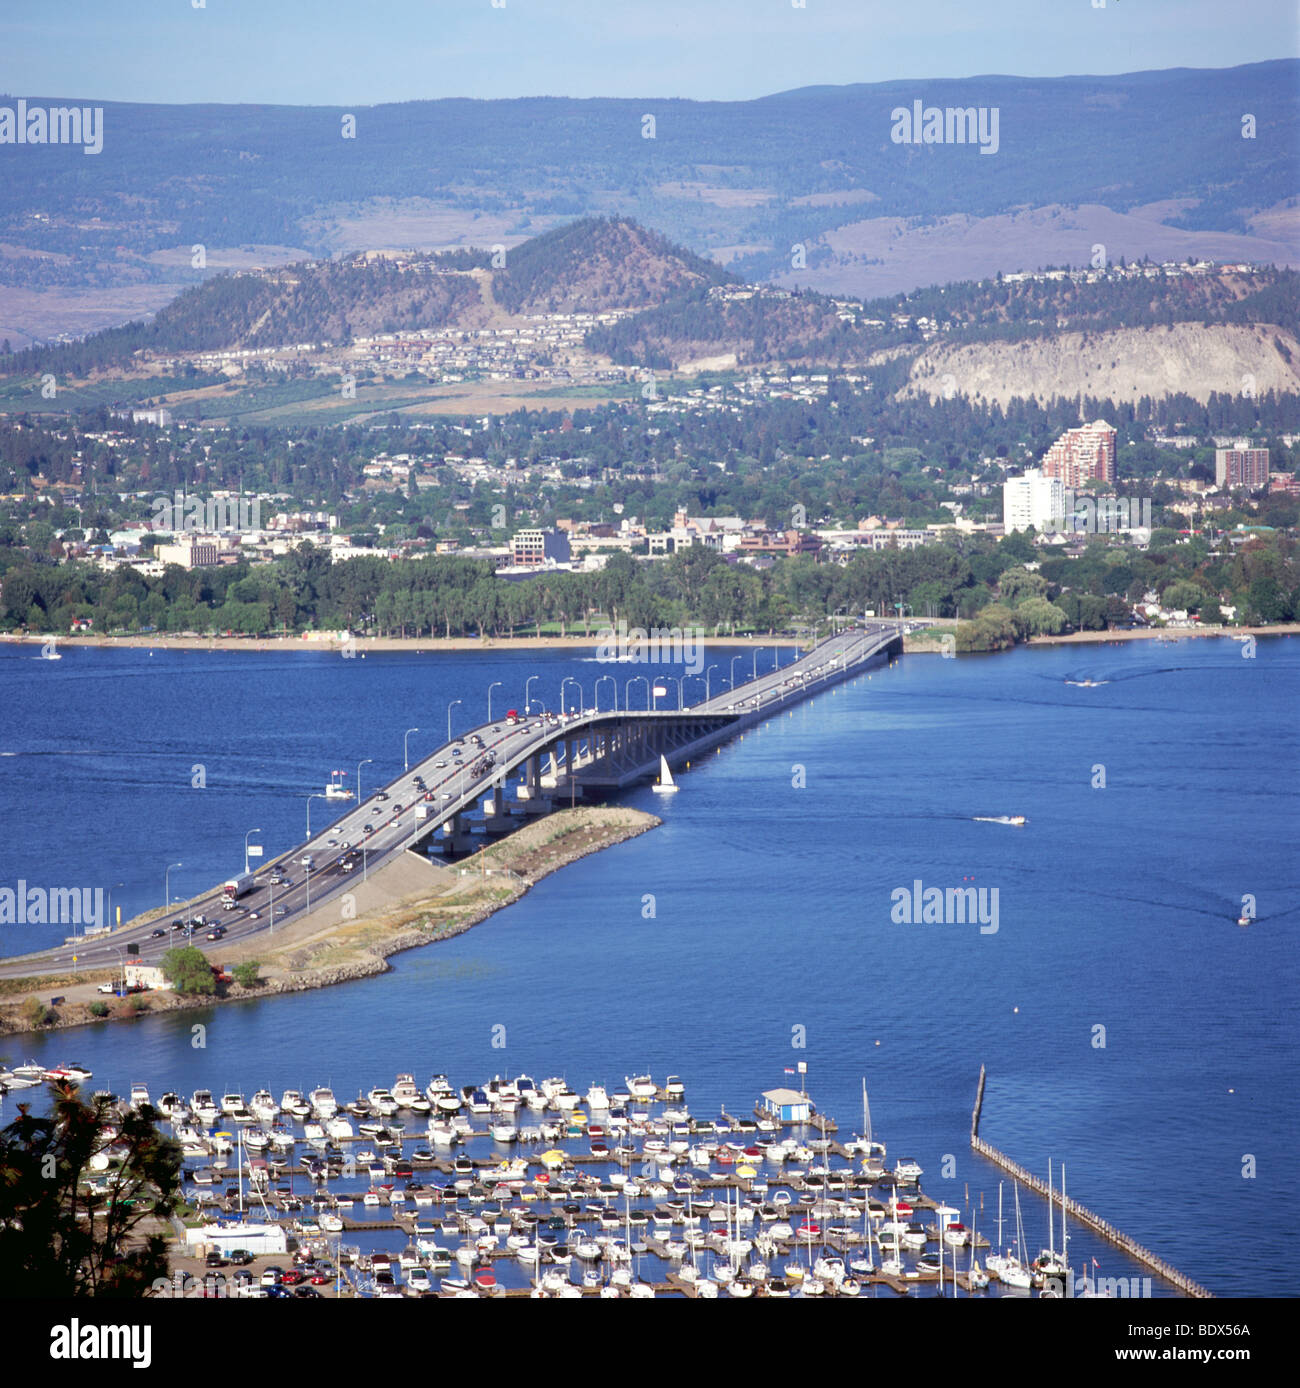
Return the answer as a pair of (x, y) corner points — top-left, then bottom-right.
(900, 322), (1300, 406)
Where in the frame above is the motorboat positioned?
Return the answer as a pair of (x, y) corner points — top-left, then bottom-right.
(368, 1088), (400, 1116)
(280, 1090), (312, 1119)
(250, 1090), (279, 1123)
(625, 1074), (657, 1099)
(309, 1087), (338, 1118)
(586, 1085), (610, 1110)
(128, 1082), (151, 1110)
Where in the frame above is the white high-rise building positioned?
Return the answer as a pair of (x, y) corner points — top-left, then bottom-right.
(1003, 469), (1064, 533)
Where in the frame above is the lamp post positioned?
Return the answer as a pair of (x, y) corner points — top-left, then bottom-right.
(243, 828), (262, 877)
(357, 757), (374, 805)
(730, 655), (742, 691)
(164, 862), (182, 911)
(752, 647), (759, 681)
(561, 677), (579, 714)
(111, 946), (125, 997)
(525, 675), (539, 714)
(403, 728), (419, 772)
(487, 682), (502, 723)
(673, 675), (685, 709)
(625, 675), (648, 710)
(307, 792), (329, 840)
(447, 699), (462, 743)
(595, 675), (616, 711)
(705, 664), (718, 702)
(105, 881), (124, 936)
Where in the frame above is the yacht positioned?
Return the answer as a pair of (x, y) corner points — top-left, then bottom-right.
(625, 1074), (656, 1099)
(586, 1085), (610, 1111)
(155, 1091), (184, 1119)
(309, 1087), (338, 1119)
(280, 1089), (312, 1119)
(191, 1090), (219, 1125)
(392, 1074), (422, 1107)
(368, 1088), (400, 1117)
(128, 1082), (151, 1110)
(663, 1076), (685, 1101)
(250, 1090), (279, 1123)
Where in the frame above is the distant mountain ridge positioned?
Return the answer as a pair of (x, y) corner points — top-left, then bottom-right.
(0, 60), (1294, 319)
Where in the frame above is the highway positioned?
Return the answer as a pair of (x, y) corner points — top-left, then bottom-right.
(0, 623), (902, 981)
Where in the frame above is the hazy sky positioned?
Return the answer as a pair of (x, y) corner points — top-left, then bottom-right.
(3, 0), (1296, 105)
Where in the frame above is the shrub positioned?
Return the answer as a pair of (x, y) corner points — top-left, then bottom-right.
(232, 962), (261, 990)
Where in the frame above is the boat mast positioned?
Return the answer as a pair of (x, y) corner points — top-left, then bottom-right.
(1048, 1157), (1055, 1262)
(1061, 1163), (1068, 1278)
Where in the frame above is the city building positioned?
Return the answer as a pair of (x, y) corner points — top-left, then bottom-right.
(1003, 469), (1065, 533)
(1040, 420), (1117, 487)
(511, 528), (571, 567)
(154, 537), (220, 569)
(1215, 447), (1270, 490)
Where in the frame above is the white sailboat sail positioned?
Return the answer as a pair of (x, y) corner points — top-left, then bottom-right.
(652, 755), (678, 793)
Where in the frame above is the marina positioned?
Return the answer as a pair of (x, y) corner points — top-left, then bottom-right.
(40, 1065), (1198, 1299)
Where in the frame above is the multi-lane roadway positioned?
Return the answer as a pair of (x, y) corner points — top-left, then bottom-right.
(1, 624), (901, 980)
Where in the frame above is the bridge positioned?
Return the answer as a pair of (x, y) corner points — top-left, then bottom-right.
(3, 623), (901, 978)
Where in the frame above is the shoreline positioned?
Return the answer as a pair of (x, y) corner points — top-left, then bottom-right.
(0, 808), (660, 1039)
(0, 632), (805, 654)
(904, 622), (1299, 654)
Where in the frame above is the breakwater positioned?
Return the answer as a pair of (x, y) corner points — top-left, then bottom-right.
(969, 1066), (1212, 1299)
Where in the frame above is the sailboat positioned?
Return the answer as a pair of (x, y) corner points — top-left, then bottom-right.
(651, 755), (678, 794)
(1033, 1158), (1069, 1284)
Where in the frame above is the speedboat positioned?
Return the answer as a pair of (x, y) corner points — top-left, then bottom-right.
(586, 1085), (610, 1110)
(281, 1090), (312, 1119)
(128, 1082), (151, 1110)
(625, 1074), (657, 1099)
(46, 1062), (93, 1083)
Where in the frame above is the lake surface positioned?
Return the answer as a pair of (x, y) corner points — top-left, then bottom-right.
(1, 635), (1295, 1296)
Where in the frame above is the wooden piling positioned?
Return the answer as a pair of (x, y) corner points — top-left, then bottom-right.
(970, 1069), (1212, 1298)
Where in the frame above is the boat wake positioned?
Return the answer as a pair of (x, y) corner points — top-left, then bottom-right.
(1064, 679), (1108, 687)
(972, 816), (1027, 827)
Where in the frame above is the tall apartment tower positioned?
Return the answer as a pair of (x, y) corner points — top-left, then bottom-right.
(1215, 447), (1270, 490)
(1041, 420), (1117, 488)
(1003, 469), (1065, 533)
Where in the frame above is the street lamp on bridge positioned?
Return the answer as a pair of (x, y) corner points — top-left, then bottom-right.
(403, 728), (420, 772)
(447, 699), (462, 743)
(525, 674), (539, 714)
(625, 675), (648, 710)
(357, 758), (374, 805)
(730, 655), (743, 690)
(306, 792), (329, 840)
(244, 828), (262, 877)
(164, 862), (182, 911)
(487, 682), (502, 723)
(595, 675), (617, 711)
(561, 677), (581, 714)
(705, 664), (718, 701)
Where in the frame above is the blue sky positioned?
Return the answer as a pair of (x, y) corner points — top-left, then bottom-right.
(3, 0), (1296, 105)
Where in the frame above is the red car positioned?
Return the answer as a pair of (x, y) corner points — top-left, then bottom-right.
(280, 1269), (306, 1286)
(310, 1272), (331, 1285)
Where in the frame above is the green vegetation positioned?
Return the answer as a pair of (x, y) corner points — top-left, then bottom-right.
(0, 1082), (182, 1296)
(232, 961), (261, 989)
(159, 945), (216, 996)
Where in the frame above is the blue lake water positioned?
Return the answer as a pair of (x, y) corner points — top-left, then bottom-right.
(1, 635), (1296, 1296)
